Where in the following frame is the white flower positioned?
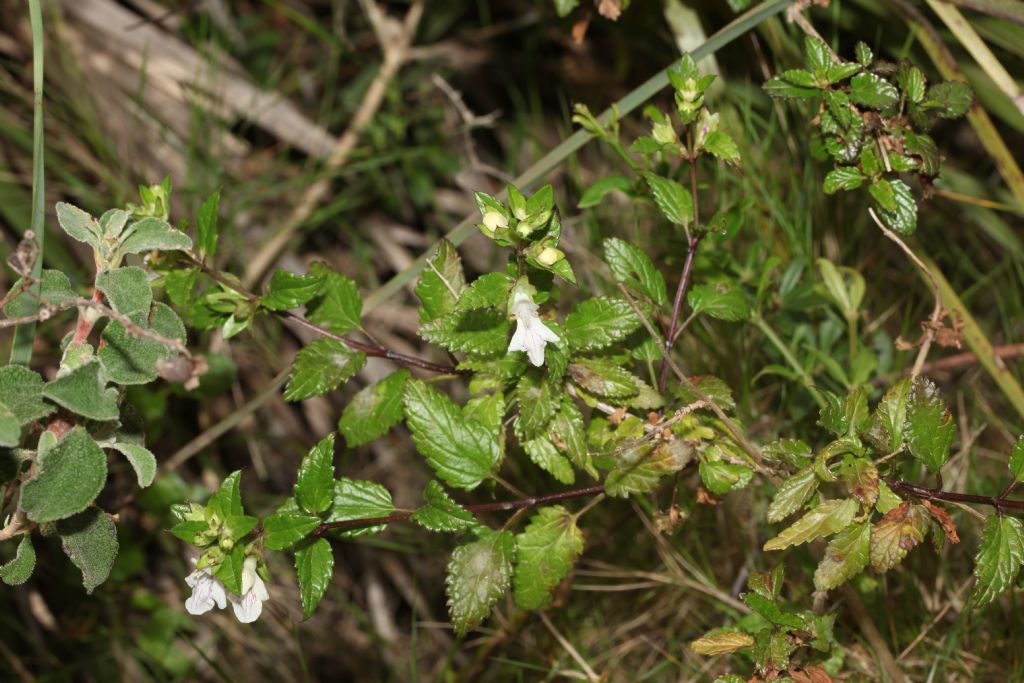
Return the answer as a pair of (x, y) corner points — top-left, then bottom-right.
(508, 287), (559, 367)
(228, 557), (270, 624)
(184, 562), (227, 616)
(183, 556), (269, 623)
(482, 211), (508, 233)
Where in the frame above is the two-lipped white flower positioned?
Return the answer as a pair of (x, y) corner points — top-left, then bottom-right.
(507, 283), (559, 367)
(184, 556), (270, 623)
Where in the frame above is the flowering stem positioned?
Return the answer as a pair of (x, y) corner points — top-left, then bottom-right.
(311, 485), (606, 536)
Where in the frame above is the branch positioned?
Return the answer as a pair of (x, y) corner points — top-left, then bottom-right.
(311, 485), (605, 535)
(888, 479), (1024, 514)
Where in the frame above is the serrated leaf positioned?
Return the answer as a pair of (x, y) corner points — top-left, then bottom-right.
(523, 436), (575, 484)
(904, 132), (939, 176)
(416, 240), (465, 323)
(284, 339), (366, 401)
(803, 35), (831, 73)
(767, 469), (819, 523)
(307, 270), (362, 335)
(875, 179), (917, 235)
(763, 73), (821, 99)
(0, 365), (53, 426)
(215, 545), (245, 595)
(513, 506), (583, 609)
(603, 238), (667, 306)
(643, 172), (693, 227)
(905, 378), (955, 473)
(0, 536), (35, 585)
(455, 273), (513, 312)
(197, 190), (220, 258)
(56, 202), (102, 248)
(446, 529), (515, 636)
(117, 217), (192, 255)
(841, 457), (878, 506)
(1010, 436), (1024, 482)
(869, 179), (897, 211)
(515, 373), (559, 440)
(826, 62), (861, 84)
(568, 358), (640, 399)
(691, 631), (754, 656)
(926, 81), (973, 118)
(855, 42), (873, 66)
(96, 267), (153, 317)
(326, 478), (394, 538)
(43, 361), (119, 421)
(823, 166), (864, 193)
(687, 282), (750, 321)
(403, 380), (502, 490)
(261, 269), (325, 311)
(411, 480), (479, 533)
(898, 66), (926, 103)
(605, 440), (692, 497)
(21, 427), (107, 523)
(564, 298), (641, 352)
(763, 498), (858, 552)
(338, 370), (409, 447)
(743, 592), (806, 629)
(263, 512), (322, 550)
(849, 72), (899, 109)
(867, 378), (912, 453)
(419, 309), (510, 357)
(105, 442), (157, 487)
(223, 514), (258, 541)
(552, 397), (593, 476)
(170, 520), (210, 544)
(464, 392), (506, 436)
(814, 521), (871, 592)
(972, 515), (1024, 606)
(58, 508), (118, 593)
(98, 302), (186, 385)
(870, 502), (929, 572)
(579, 176), (633, 208)
(699, 459), (753, 495)
(296, 433), (336, 514)
(295, 537), (334, 619)
(703, 131), (740, 162)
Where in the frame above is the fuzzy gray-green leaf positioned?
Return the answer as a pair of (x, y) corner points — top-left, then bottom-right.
(21, 427), (107, 523)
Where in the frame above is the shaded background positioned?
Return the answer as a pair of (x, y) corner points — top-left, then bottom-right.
(1, 0), (1023, 680)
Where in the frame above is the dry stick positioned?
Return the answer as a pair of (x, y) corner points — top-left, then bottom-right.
(538, 611), (600, 682)
(185, 254), (462, 376)
(867, 208), (943, 380)
(840, 583), (910, 683)
(311, 485), (605, 535)
(241, 0), (425, 289)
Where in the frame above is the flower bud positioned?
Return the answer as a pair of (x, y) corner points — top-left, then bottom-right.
(482, 211), (508, 232)
(537, 247), (564, 266)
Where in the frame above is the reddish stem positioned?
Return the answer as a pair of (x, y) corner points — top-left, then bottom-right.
(888, 479), (1024, 514)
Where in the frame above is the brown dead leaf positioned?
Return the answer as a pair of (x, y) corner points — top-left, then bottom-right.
(571, 10), (591, 44)
(923, 500), (960, 544)
(696, 487), (718, 506)
(789, 665), (833, 683)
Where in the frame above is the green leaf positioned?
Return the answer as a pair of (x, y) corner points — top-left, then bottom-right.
(766, 469), (819, 523)
(223, 514), (258, 541)
(0, 365), (53, 426)
(523, 436), (575, 484)
(568, 358), (639, 399)
(552, 0), (579, 18)
(0, 535), (35, 585)
(296, 433), (336, 514)
(803, 35), (831, 73)
(605, 440), (693, 497)
(43, 361), (119, 421)
(603, 238), (667, 306)
(1010, 436), (1024, 482)
(742, 592), (805, 629)
(56, 202), (102, 248)
(564, 298), (642, 352)
(416, 239), (465, 323)
(295, 537), (334, 619)
(307, 270), (362, 335)
(455, 273), (513, 312)
(814, 521), (871, 592)
(403, 380), (501, 490)
(21, 427), (107, 523)
(261, 269), (325, 311)
(972, 515), (1024, 606)
(263, 512), (322, 550)
(326, 478), (394, 537)
(4, 270), (78, 317)
(98, 303), (186, 385)
(898, 65), (926, 103)
(208, 470), (244, 520)
(117, 217), (193, 255)
(687, 282), (750, 321)
(855, 42), (873, 67)
(552, 397), (593, 476)
(869, 179), (897, 211)
(170, 520), (210, 544)
(826, 62), (861, 84)
(513, 506), (584, 609)
(643, 172), (693, 227)
(338, 370), (409, 447)
(763, 72), (820, 99)
(905, 378), (955, 473)
(925, 81), (973, 118)
(58, 508), (119, 593)
(866, 378), (912, 453)
(215, 545), (245, 594)
(419, 309), (510, 358)
(579, 176), (633, 209)
(446, 529), (515, 636)
(875, 179), (917, 235)
(823, 166), (864, 193)
(105, 442), (157, 487)
(464, 392), (506, 435)
(849, 72), (899, 109)
(96, 267), (153, 317)
(703, 131), (740, 162)
(0, 406), (20, 448)
(699, 459), (753, 495)
(411, 480), (480, 533)
(514, 373), (559, 440)
(99, 209), (129, 238)
(284, 339), (366, 401)
(870, 502), (929, 572)
(763, 498), (858, 552)
(904, 132), (940, 176)
(197, 190), (220, 259)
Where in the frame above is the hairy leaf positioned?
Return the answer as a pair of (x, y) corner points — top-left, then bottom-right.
(284, 339), (366, 401)
(327, 478), (394, 538)
(0, 535), (35, 586)
(513, 506), (583, 609)
(905, 378), (955, 473)
(603, 238), (667, 306)
(687, 282), (750, 321)
(338, 370), (409, 447)
(43, 361), (119, 421)
(416, 240), (465, 323)
(763, 498), (858, 552)
(523, 436), (575, 484)
(767, 469), (819, 523)
(96, 266), (152, 316)
(296, 433), (336, 514)
(307, 270), (362, 335)
(446, 529), (515, 636)
(411, 480), (479, 533)
(98, 303), (186, 385)
(104, 442), (157, 487)
(58, 508), (118, 593)
(263, 512), (322, 550)
(563, 298), (642, 352)
(814, 521), (871, 592)
(21, 427), (107, 523)
(295, 537), (334, 619)
(643, 172), (693, 227)
(972, 515), (1024, 606)
(691, 631), (754, 656)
